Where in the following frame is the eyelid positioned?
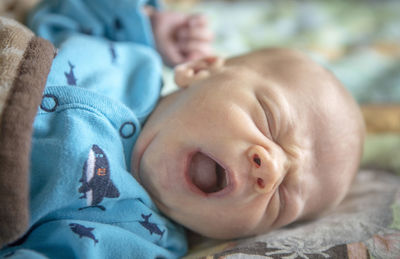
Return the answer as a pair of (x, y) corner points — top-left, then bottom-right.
(257, 96), (276, 140)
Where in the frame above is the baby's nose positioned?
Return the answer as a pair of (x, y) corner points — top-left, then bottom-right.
(247, 145), (289, 194)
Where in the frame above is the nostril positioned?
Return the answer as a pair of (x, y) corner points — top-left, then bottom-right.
(253, 154), (261, 168)
(257, 177), (265, 189)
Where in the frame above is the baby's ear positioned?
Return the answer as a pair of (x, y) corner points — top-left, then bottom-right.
(174, 56), (225, 88)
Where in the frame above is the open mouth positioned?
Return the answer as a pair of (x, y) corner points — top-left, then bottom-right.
(188, 152), (228, 194)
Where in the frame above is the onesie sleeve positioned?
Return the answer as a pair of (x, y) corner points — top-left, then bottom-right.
(28, 0), (159, 47)
(1, 219), (186, 259)
(0, 85), (187, 258)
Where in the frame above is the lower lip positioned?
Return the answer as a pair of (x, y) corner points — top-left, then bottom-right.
(183, 150), (234, 198)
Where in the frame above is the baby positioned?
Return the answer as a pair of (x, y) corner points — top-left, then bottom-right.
(0, 0), (364, 258)
(132, 49), (364, 238)
(133, 49), (365, 239)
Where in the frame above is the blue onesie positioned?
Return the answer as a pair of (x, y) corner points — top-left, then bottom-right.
(0, 0), (187, 258)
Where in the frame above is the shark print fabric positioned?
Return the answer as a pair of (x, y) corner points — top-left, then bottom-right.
(0, 0), (188, 258)
(69, 223), (99, 245)
(139, 213), (165, 239)
(64, 61), (77, 86)
(79, 145), (120, 211)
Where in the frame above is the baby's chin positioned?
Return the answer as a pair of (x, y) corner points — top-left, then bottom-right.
(180, 217), (285, 240)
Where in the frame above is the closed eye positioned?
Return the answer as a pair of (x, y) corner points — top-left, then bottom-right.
(256, 95), (275, 140)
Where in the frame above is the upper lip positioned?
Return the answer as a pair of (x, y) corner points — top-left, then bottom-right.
(184, 150), (234, 197)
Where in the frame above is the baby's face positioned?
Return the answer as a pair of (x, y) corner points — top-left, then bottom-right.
(131, 49), (364, 239)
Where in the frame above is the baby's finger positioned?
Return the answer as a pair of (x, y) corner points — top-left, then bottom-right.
(187, 14), (208, 28)
(179, 40), (211, 53)
(177, 26), (213, 42)
(163, 44), (185, 66)
(186, 49), (213, 62)
(184, 46), (214, 63)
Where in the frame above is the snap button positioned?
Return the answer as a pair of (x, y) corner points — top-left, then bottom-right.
(40, 94), (58, 112)
(119, 121), (136, 138)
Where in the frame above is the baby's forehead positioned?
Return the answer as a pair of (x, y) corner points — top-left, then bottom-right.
(242, 48), (322, 72)
(229, 49), (355, 125)
(242, 50), (340, 95)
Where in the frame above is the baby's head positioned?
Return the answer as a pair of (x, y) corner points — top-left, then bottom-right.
(131, 48), (365, 239)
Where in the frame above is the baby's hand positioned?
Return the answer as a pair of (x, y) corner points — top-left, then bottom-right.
(146, 7), (214, 67)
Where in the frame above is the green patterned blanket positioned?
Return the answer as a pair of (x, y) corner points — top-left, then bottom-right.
(167, 0), (400, 104)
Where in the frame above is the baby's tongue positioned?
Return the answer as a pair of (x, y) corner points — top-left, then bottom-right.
(189, 153), (217, 193)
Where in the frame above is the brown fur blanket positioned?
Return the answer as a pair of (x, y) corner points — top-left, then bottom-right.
(0, 16), (55, 247)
